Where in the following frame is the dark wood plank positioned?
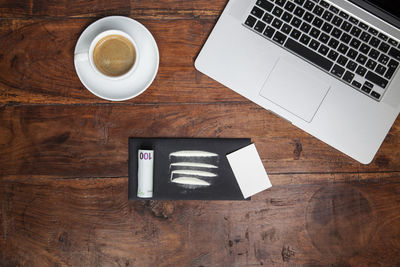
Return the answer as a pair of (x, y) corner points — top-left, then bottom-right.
(0, 0), (32, 17)
(0, 18), (239, 104)
(1, 104), (399, 179)
(32, 0), (131, 17)
(0, 0), (226, 18)
(1, 174), (399, 266)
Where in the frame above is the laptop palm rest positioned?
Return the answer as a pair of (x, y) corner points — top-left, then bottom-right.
(260, 58), (331, 123)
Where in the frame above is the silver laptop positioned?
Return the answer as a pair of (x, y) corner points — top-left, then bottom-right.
(195, 0), (400, 164)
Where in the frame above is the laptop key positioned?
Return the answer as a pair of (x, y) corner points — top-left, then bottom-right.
(322, 10), (334, 21)
(254, 21), (267, 33)
(368, 49), (380, 60)
(304, 12), (314, 22)
(310, 27), (321, 38)
(365, 71), (388, 88)
(284, 38), (334, 71)
(281, 23), (292, 34)
(272, 18), (283, 29)
(378, 33), (388, 41)
(294, 0), (305, 5)
(368, 28), (378, 35)
(369, 37), (380, 47)
(290, 29), (302, 39)
(328, 50), (339, 61)
(341, 21), (352, 32)
(332, 16), (343, 27)
(328, 38), (339, 49)
(294, 6), (306, 17)
(263, 13), (274, 23)
(319, 33), (330, 44)
(312, 17), (324, 28)
(339, 11), (349, 19)
(300, 22), (312, 33)
(313, 5), (324, 16)
(291, 17), (302, 28)
(371, 91), (381, 99)
(337, 55), (348, 66)
(340, 33), (351, 44)
(378, 54), (389, 65)
(321, 22), (333, 33)
(331, 27), (342, 38)
(360, 32), (371, 42)
(366, 59), (377, 70)
(350, 38), (361, 49)
(310, 39), (320, 50)
(245, 16), (257, 27)
(378, 42), (389, 53)
(346, 60), (357, 71)
(329, 5), (339, 14)
(275, 0), (286, 7)
(338, 43), (349, 54)
(389, 38), (398, 47)
(273, 6), (284, 17)
(256, 0), (274, 12)
(284, 1), (296, 12)
(347, 48), (358, 59)
(375, 64), (387, 75)
(364, 81), (374, 88)
(331, 64), (345, 78)
(343, 71), (355, 83)
(251, 6), (264, 19)
(361, 84), (371, 93)
(356, 65), (367, 76)
(349, 17), (359, 25)
(359, 43), (371, 54)
(263, 26), (276, 38)
(300, 34), (311, 45)
(358, 22), (368, 30)
(318, 44), (329, 55)
(304, 0), (315, 10)
(273, 31), (287, 44)
(388, 47), (400, 60)
(356, 54), (367, 65)
(352, 80), (362, 88)
(282, 12), (293, 22)
(320, 0), (330, 8)
(350, 26), (361, 37)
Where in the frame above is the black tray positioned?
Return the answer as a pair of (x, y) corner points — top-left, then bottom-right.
(128, 137), (251, 200)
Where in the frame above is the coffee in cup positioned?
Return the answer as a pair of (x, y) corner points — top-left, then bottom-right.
(75, 29), (139, 80)
(93, 34), (136, 77)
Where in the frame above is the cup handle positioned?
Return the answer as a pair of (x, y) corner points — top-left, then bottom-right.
(74, 52), (89, 62)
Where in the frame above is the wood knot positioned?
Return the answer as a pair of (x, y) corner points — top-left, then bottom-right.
(281, 246), (295, 262)
(145, 200), (174, 219)
(293, 139), (303, 160)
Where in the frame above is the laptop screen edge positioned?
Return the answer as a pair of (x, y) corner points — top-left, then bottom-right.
(347, 0), (400, 29)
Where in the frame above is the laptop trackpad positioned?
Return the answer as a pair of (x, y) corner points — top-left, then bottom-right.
(260, 59), (330, 122)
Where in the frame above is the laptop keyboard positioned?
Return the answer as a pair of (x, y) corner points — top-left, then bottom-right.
(244, 0), (400, 101)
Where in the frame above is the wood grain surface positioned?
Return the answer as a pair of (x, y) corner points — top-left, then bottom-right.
(1, 0), (400, 266)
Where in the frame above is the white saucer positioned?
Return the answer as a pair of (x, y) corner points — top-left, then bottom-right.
(74, 16), (159, 101)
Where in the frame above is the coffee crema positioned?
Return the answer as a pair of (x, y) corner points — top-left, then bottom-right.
(93, 34), (136, 77)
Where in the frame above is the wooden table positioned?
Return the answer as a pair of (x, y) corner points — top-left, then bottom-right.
(1, 0), (399, 266)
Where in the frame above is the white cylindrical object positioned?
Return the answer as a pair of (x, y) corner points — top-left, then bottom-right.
(137, 149), (154, 198)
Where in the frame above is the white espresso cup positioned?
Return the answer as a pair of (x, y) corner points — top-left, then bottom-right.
(75, 30), (140, 80)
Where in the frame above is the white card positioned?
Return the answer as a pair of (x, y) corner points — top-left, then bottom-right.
(227, 143), (272, 198)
